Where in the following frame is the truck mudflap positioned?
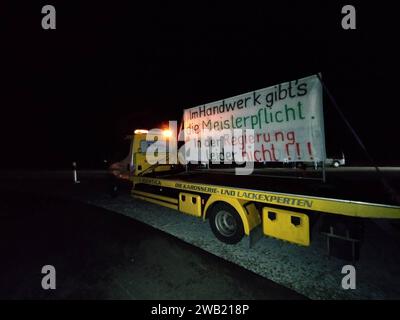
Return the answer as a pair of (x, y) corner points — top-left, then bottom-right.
(262, 207), (310, 246)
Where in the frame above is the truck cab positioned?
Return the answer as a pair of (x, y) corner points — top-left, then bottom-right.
(130, 129), (177, 176)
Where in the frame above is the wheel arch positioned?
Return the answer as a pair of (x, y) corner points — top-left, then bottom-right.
(203, 195), (261, 235)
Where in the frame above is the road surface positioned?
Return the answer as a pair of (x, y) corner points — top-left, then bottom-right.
(0, 174), (303, 299)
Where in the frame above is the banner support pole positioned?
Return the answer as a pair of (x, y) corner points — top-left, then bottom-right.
(322, 159), (326, 183)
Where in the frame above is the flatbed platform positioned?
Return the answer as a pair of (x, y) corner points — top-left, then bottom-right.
(145, 167), (400, 207)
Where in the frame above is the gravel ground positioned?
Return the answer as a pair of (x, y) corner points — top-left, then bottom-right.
(86, 194), (400, 299)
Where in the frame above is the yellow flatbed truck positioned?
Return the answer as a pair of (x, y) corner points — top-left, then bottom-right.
(128, 130), (400, 260)
(123, 75), (400, 260)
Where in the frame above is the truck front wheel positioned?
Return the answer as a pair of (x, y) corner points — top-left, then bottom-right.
(209, 203), (244, 244)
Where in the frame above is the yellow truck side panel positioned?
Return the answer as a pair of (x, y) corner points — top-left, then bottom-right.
(263, 207), (310, 246)
(179, 193), (202, 217)
(132, 176), (400, 219)
(131, 189), (179, 210)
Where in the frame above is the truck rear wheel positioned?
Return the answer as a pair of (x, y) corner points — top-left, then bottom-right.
(209, 203), (244, 244)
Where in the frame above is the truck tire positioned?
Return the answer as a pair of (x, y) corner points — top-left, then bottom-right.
(209, 203), (245, 244)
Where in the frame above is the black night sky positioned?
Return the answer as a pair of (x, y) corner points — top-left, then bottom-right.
(2, 1), (399, 169)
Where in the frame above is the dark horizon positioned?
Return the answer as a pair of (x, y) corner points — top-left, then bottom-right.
(2, 1), (399, 169)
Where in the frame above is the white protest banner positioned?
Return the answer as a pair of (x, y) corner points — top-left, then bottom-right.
(182, 74), (326, 163)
